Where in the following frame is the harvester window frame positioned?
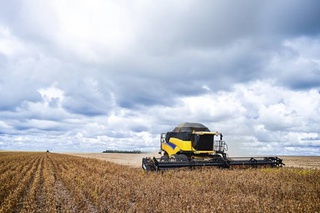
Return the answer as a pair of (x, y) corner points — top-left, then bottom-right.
(166, 132), (192, 142)
(192, 134), (216, 151)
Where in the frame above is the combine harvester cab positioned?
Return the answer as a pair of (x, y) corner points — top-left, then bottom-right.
(142, 122), (284, 171)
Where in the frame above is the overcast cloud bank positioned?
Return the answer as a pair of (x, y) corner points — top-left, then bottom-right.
(0, 0), (320, 155)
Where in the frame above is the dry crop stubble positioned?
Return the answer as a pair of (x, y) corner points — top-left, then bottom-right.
(0, 152), (319, 212)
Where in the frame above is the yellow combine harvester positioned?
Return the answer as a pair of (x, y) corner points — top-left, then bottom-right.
(142, 122), (284, 171)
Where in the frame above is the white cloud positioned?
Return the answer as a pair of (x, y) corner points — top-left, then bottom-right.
(0, 1), (319, 156)
(0, 26), (25, 57)
(38, 83), (64, 107)
(267, 37), (320, 89)
(145, 81), (320, 155)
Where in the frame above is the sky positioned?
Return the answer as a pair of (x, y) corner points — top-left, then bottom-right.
(0, 0), (320, 156)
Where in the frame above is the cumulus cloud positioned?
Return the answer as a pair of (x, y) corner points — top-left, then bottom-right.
(0, 0), (319, 155)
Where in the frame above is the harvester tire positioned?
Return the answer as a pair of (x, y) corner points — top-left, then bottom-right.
(171, 154), (188, 162)
(160, 153), (169, 162)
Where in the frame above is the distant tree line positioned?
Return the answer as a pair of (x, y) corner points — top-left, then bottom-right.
(102, 150), (142, 154)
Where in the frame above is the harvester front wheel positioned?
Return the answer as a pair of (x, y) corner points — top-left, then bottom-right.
(160, 152), (169, 162)
(171, 154), (188, 162)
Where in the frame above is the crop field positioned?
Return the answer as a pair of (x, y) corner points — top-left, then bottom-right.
(1, 152), (320, 212)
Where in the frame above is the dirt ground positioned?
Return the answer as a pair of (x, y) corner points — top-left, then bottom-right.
(68, 152), (161, 168)
(67, 153), (320, 169)
(280, 156), (320, 169)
